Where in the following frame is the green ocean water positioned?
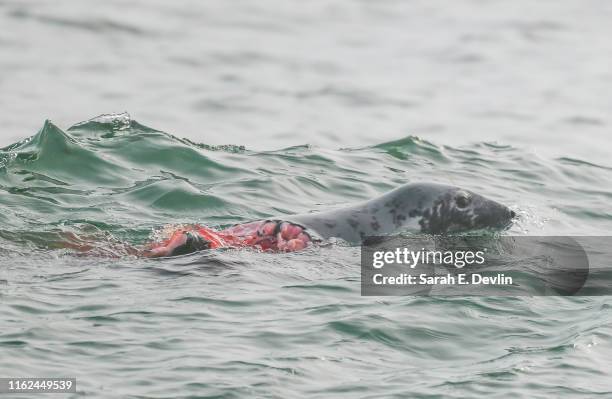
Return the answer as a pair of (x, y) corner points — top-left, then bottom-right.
(0, 114), (611, 398)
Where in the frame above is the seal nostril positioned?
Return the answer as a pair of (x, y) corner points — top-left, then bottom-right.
(510, 210), (516, 218)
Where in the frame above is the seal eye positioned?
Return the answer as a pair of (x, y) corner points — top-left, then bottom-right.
(455, 193), (470, 209)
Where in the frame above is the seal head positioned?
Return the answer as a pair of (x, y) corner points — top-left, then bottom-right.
(418, 187), (515, 234)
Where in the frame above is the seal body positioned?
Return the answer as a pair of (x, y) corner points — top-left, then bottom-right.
(286, 183), (515, 243)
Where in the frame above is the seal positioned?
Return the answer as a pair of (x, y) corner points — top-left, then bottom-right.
(286, 182), (515, 243)
(134, 183), (515, 257)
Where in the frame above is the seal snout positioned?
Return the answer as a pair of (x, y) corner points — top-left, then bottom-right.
(494, 203), (516, 228)
(500, 205), (516, 223)
(499, 207), (516, 227)
(471, 194), (515, 231)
